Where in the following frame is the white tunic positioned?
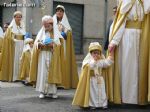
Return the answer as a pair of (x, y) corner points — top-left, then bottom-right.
(89, 58), (113, 107)
(13, 39), (24, 81)
(0, 27), (3, 38)
(36, 32), (57, 94)
(110, 0), (150, 104)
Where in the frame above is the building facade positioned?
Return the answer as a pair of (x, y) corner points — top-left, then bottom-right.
(0, 0), (117, 55)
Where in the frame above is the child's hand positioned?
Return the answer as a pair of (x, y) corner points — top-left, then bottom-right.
(108, 49), (114, 60)
(89, 60), (96, 69)
(109, 49), (114, 56)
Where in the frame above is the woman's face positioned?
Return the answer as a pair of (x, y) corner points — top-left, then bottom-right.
(56, 9), (64, 21)
(91, 50), (101, 61)
(14, 14), (22, 25)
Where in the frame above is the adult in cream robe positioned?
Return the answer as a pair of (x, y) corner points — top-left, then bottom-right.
(72, 42), (113, 108)
(108, 0), (150, 104)
(18, 38), (33, 82)
(0, 27), (4, 66)
(53, 5), (78, 89)
(0, 11), (25, 82)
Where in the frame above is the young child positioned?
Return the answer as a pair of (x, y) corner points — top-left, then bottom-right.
(72, 42), (114, 109)
(18, 35), (33, 85)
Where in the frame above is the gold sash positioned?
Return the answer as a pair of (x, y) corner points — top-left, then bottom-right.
(14, 34), (24, 40)
(40, 46), (52, 51)
(126, 21), (143, 29)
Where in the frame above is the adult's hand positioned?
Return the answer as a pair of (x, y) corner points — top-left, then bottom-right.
(38, 42), (44, 49)
(108, 43), (116, 53)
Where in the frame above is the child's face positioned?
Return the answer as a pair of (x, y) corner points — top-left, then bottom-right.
(91, 50), (101, 61)
(29, 42), (33, 48)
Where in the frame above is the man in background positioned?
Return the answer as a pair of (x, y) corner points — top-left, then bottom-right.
(103, 6), (117, 51)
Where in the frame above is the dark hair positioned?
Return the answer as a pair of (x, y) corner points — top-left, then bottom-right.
(113, 6), (117, 10)
(14, 14), (22, 18)
(90, 49), (101, 54)
(4, 22), (10, 26)
(56, 8), (64, 12)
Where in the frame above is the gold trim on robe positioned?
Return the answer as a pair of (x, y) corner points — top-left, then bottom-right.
(0, 27), (19, 81)
(72, 64), (107, 107)
(0, 38), (3, 67)
(107, 0), (150, 105)
(28, 32), (62, 85)
(59, 31), (79, 89)
(139, 13), (150, 104)
(72, 64), (91, 107)
(18, 50), (31, 80)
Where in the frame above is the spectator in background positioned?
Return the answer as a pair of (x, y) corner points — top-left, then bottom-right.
(103, 6), (117, 51)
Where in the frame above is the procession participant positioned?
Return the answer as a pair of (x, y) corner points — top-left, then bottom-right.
(72, 42), (114, 109)
(0, 11), (25, 81)
(108, 0), (150, 104)
(53, 5), (78, 89)
(18, 33), (33, 85)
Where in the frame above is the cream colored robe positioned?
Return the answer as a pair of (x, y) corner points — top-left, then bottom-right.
(72, 57), (113, 107)
(109, 0), (150, 104)
(28, 30), (60, 94)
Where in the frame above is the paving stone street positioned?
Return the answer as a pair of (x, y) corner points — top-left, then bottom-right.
(0, 82), (150, 112)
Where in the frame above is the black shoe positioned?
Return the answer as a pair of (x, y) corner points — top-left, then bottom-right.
(22, 81), (32, 86)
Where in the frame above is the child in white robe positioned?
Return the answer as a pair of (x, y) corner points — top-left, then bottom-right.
(72, 42), (114, 109)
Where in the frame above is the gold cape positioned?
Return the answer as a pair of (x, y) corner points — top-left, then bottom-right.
(28, 40), (62, 85)
(148, 14), (150, 102)
(72, 64), (107, 107)
(0, 38), (3, 52)
(72, 64), (91, 107)
(0, 28), (15, 81)
(141, 13), (150, 103)
(18, 50), (31, 80)
(0, 38), (3, 66)
(28, 44), (39, 83)
(48, 44), (62, 84)
(107, 0), (150, 105)
(59, 31), (79, 89)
